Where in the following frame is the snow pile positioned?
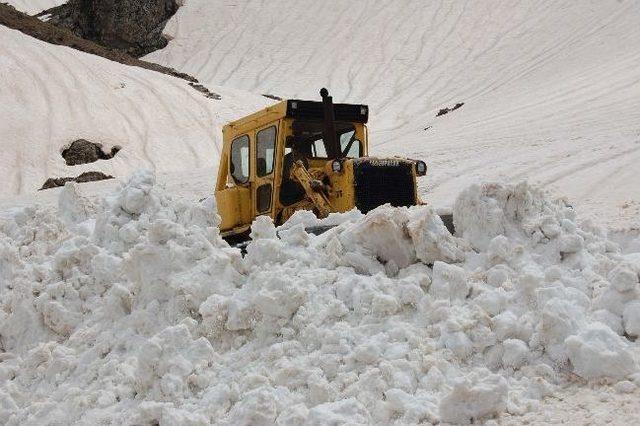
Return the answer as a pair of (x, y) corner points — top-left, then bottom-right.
(1, 175), (639, 424)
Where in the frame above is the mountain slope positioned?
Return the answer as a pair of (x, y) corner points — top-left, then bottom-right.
(147, 0), (640, 227)
(0, 25), (269, 197)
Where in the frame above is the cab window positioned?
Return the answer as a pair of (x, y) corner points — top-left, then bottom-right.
(340, 129), (361, 158)
(230, 135), (249, 184)
(311, 137), (327, 157)
(290, 120), (361, 159)
(256, 126), (276, 177)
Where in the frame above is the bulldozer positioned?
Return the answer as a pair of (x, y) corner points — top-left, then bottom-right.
(215, 88), (434, 244)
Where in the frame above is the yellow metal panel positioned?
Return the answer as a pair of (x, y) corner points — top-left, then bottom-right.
(223, 101), (288, 140)
(325, 160), (356, 213)
(215, 186), (252, 232)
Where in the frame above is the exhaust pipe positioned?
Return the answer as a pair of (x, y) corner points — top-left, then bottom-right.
(320, 88), (339, 158)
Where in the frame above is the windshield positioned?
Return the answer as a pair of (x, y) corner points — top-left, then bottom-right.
(289, 120), (362, 159)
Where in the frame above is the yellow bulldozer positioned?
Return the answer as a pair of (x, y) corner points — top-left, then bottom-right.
(215, 88), (437, 244)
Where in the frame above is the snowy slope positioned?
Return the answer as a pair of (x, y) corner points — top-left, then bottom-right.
(147, 0), (640, 228)
(3, 0), (64, 15)
(2, 2), (640, 423)
(0, 26), (269, 198)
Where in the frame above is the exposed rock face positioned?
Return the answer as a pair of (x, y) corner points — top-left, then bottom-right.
(47, 0), (179, 57)
(436, 102), (465, 117)
(61, 139), (120, 165)
(41, 171), (114, 190)
(1, 4), (197, 82)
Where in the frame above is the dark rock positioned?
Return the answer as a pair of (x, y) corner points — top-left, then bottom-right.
(189, 83), (222, 100)
(61, 139), (120, 166)
(435, 102), (465, 117)
(46, 0), (179, 57)
(262, 94), (283, 101)
(40, 171), (114, 190)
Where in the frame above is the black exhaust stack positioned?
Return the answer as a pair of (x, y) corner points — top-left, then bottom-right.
(320, 88), (340, 158)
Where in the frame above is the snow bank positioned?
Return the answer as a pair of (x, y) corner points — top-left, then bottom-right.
(1, 176), (639, 424)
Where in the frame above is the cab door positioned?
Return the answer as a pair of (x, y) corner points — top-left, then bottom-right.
(252, 123), (279, 219)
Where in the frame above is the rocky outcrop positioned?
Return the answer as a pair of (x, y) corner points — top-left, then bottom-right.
(0, 4), (196, 82)
(46, 0), (179, 57)
(61, 139), (121, 165)
(436, 102), (465, 117)
(41, 171), (114, 190)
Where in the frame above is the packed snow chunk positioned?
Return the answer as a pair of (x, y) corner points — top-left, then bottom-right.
(440, 319), (474, 359)
(224, 387), (280, 425)
(340, 206), (416, 269)
(623, 300), (640, 337)
(58, 182), (92, 225)
(453, 182), (572, 251)
(307, 398), (370, 425)
(592, 309), (624, 335)
(558, 233), (584, 254)
(250, 215), (278, 240)
(439, 369), (507, 424)
(117, 170), (157, 216)
(430, 261), (469, 301)
(487, 235), (515, 264)
(608, 262), (639, 292)
(252, 271), (308, 318)
(453, 184), (507, 251)
(502, 339), (530, 369)
(566, 323), (638, 381)
(538, 298), (586, 363)
(406, 206), (467, 264)
(594, 285), (635, 316)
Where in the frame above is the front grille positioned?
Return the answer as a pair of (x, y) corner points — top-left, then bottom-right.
(353, 159), (416, 213)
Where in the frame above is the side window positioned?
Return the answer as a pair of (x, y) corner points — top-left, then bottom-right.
(340, 130), (361, 158)
(311, 138), (327, 157)
(256, 126), (277, 177)
(256, 184), (272, 213)
(230, 135), (250, 184)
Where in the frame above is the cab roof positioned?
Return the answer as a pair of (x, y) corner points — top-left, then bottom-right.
(224, 99), (369, 134)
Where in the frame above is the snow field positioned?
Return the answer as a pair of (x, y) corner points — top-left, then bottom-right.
(147, 0), (640, 228)
(1, 173), (639, 424)
(0, 26), (270, 198)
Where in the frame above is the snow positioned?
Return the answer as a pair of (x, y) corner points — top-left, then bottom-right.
(1, 173), (639, 424)
(0, 26), (269, 198)
(439, 369), (507, 424)
(565, 323), (636, 381)
(146, 0), (640, 229)
(2, 0), (640, 423)
(3, 0), (64, 15)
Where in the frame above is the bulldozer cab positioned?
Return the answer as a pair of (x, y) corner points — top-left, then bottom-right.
(215, 89), (426, 240)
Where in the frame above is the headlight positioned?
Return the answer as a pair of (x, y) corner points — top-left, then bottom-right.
(416, 160), (427, 176)
(332, 160), (342, 172)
